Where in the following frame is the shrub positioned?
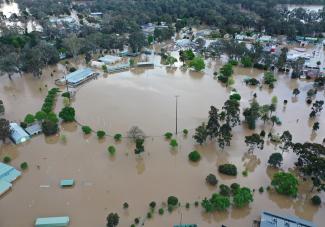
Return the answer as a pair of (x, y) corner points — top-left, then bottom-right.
(61, 92), (70, 98)
(201, 193), (231, 212)
(42, 120), (59, 136)
(20, 162), (28, 170)
(35, 111), (47, 121)
(147, 212), (152, 219)
(229, 59), (238, 66)
(188, 150), (201, 162)
(123, 202), (129, 209)
(219, 184), (231, 196)
(170, 139), (178, 148)
(81, 126), (92, 134)
(230, 183), (240, 193)
(3, 156), (11, 163)
(259, 187), (264, 193)
(158, 208), (164, 215)
(311, 195), (321, 206)
(149, 201), (156, 209)
(230, 93), (241, 101)
(24, 114), (35, 124)
(97, 130), (106, 139)
(271, 172), (298, 197)
(183, 129), (188, 136)
(59, 106), (75, 122)
(164, 132), (173, 139)
(46, 112), (59, 124)
(108, 146), (116, 155)
(167, 196), (178, 206)
(206, 174), (218, 186)
(114, 134), (122, 141)
(242, 170), (248, 177)
(218, 163), (237, 176)
(185, 203), (190, 209)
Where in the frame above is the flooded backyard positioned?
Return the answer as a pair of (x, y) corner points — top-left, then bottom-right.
(0, 57), (324, 227)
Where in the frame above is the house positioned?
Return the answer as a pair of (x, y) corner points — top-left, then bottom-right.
(25, 123), (42, 136)
(260, 211), (316, 227)
(176, 39), (193, 48)
(10, 122), (30, 144)
(35, 216), (70, 227)
(0, 162), (21, 196)
(258, 35), (273, 43)
(60, 179), (75, 188)
(56, 68), (97, 87)
(98, 55), (122, 64)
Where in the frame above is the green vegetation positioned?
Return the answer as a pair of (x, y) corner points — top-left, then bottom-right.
(188, 150), (201, 162)
(59, 106), (75, 122)
(219, 184), (231, 197)
(164, 132), (173, 140)
(123, 202), (129, 209)
(35, 111), (47, 121)
(24, 114), (36, 124)
(134, 139), (145, 155)
(106, 213), (119, 227)
(20, 162), (28, 170)
(233, 187), (253, 208)
(271, 172), (299, 197)
(201, 193), (230, 212)
(169, 139), (178, 148)
(114, 134), (122, 142)
(241, 56), (252, 68)
(189, 56), (205, 71)
(218, 164), (237, 176)
(158, 208), (164, 215)
(268, 153), (283, 167)
(97, 130), (106, 139)
(108, 146), (116, 156)
(167, 196), (178, 207)
(311, 195), (321, 206)
(183, 129), (189, 136)
(242, 170), (248, 177)
(42, 120), (59, 136)
(82, 126), (92, 134)
(0, 118), (11, 143)
(206, 174), (218, 186)
(263, 72), (277, 88)
(259, 187), (264, 193)
(3, 156), (11, 163)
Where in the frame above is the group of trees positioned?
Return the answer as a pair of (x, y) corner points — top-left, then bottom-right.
(179, 49), (205, 71)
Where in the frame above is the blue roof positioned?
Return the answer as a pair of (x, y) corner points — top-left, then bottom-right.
(60, 179), (74, 187)
(0, 179), (12, 195)
(66, 68), (94, 84)
(10, 122), (30, 144)
(261, 211), (316, 227)
(35, 216), (70, 227)
(0, 162), (21, 196)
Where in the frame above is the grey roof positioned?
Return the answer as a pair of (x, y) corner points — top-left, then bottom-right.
(25, 123), (42, 136)
(10, 122), (30, 144)
(260, 211), (316, 227)
(66, 68), (94, 84)
(98, 55), (121, 64)
(0, 162), (21, 196)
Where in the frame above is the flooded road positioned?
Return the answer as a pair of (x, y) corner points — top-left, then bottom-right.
(0, 58), (324, 227)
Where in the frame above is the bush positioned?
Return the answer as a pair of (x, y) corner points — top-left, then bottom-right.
(123, 202), (129, 209)
(46, 112), (59, 124)
(35, 111), (47, 121)
(42, 120), (59, 136)
(147, 212), (152, 219)
(19, 162), (28, 170)
(114, 134), (122, 141)
(194, 201), (199, 207)
(230, 183), (240, 193)
(242, 170), (248, 177)
(69, 67), (77, 72)
(218, 163), (237, 176)
(61, 92), (70, 98)
(158, 208), (164, 215)
(108, 146), (116, 155)
(81, 126), (92, 134)
(219, 184), (231, 196)
(97, 130), (106, 139)
(167, 196), (178, 206)
(241, 56), (252, 67)
(229, 59), (238, 66)
(170, 139), (178, 148)
(24, 114), (35, 124)
(311, 195), (321, 206)
(59, 106), (75, 122)
(259, 186), (264, 193)
(183, 129), (188, 136)
(206, 174), (218, 186)
(188, 150), (201, 162)
(3, 156), (11, 163)
(230, 93), (241, 101)
(164, 132), (173, 139)
(149, 201), (156, 209)
(185, 202), (190, 209)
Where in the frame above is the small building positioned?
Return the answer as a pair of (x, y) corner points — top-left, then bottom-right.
(35, 216), (70, 227)
(174, 225), (197, 227)
(0, 162), (21, 196)
(176, 39), (193, 48)
(60, 179), (75, 187)
(260, 211), (316, 227)
(90, 12), (103, 17)
(56, 68), (97, 87)
(258, 35), (273, 43)
(10, 122), (31, 144)
(25, 123), (42, 136)
(136, 62), (154, 67)
(98, 55), (122, 64)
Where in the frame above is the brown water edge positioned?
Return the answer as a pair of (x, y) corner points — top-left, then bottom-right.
(0, 58), (324, 227)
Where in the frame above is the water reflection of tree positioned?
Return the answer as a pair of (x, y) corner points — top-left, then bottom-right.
(230, 206), (251, 219)
(242, 152), (261, 172)
(136, 156), (145, 174)
(201, 210), (229, 224)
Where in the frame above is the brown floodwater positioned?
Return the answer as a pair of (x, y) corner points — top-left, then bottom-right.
(0, 55), (324, 227)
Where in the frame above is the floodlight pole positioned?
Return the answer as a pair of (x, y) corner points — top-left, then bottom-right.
(175, 95), (179, 135)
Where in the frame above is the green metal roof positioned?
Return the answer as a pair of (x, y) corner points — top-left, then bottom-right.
(60, 179), (74, 187)
(35, 216), (70, 227)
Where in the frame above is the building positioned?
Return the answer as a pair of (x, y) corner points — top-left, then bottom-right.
(25, 123), (42, 136)
(174, 225), (197, 227)
(176, 39), (193, 48)
(35, 216), (70, 227)
(56, 68), (97, 87)
(10, 122), (30, 144)
(98, 55), (122, 64)
(0, 162), (21, 196)
(90, 12), (103, 17)
(260, 211), (316, 227)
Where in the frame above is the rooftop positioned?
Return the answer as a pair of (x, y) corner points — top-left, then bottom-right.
(10, 122), (30, 144)
(0, 162), (21, 196)
(35, 216), (70, 227)
(65, 68), (94, 85)
(98, 55), (122, 64)
(260, 211), (316, 227)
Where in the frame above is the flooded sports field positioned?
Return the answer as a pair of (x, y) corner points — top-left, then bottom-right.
(0, 57), (324, 227)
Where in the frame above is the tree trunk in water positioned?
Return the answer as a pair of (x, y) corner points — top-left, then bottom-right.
(8, 74), (12, 80)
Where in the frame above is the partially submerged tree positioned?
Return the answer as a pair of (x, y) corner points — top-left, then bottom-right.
(243, 100), (260, 130)
(268, 153), (283, 168)
(0, 118), (11, 143)
(193, 122), (208, 145)
(271, 172), (298, 197)
(245, 133), (264, 152)
(128, 126), (146, 142)
(106, 213), (119, 227)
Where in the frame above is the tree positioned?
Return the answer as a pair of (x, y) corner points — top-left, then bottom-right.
(268, 153), (283, 167)
(22, 46), (45, 78)
(311, 195), (321, 206)
(201, 193), (230, 212)
(135, 139), (145, 155)
(106, 213), (119, 227)
(233, 187), (253, 208)
(206, 174), (218, 186)
(63, 34), (83, 58)
(179, 49), (195, 63)
(243, 100), (260, 130)
(189, 56), (205, 71)
(0, 52), (19, 80)
(293, 143), (325, 192)
(218, 163), (237, 176)
(42, 120), (58, 136)
(82, 126), (92, 134)
(188, 150), (201, 162)
(276, 47), (288, 71)
(193, 122), (208, 145)
(217, 124), (232, 149)
(222, 99), (240, 127)
(245, 133), (264, 151)
(0, 100), (4, 114)
(310, 100), (324, 118)
(170, 139), (178, 148)
(85, 52), (92, 64)
(59, 106), (75, 122)
(167, 196), (178, 207)
(97, 130), (106, 139)
(24, 114), (36, 124)
(241, 56), (252, 67)
(206, 106), (220, 139)
(280, 130), (293, 153)
(312, 122), (320, 132)
(128, 126), (146, 142)
(165, 54), (177, 67)
(129, 31), (146, 53)
(35, 111), (47, 121)
(293, 88), (300, 97)
(263, 72), (277, 88)
(271, 172), (299, 197)
(0, 118), (11, 143)
(291, 57), (305, 78)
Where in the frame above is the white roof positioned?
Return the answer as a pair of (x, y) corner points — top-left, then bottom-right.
(98, 55), (122, 64)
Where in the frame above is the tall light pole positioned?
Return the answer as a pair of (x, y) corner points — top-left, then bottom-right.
(175, 95), (179, 135)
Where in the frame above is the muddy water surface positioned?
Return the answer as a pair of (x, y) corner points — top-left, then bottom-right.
(0, 59), (324, 227)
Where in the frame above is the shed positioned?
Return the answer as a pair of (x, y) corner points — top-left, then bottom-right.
(260, 211), (316, 227)
(98, 55), (122, 64)
(60, 179), (74, 187)
(25, 123), (42, 136)
(35, 216), (70, 227)
(57, 68), (96, 87)
(10, 122), (31, 144)
(0, 162), (21, 196)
